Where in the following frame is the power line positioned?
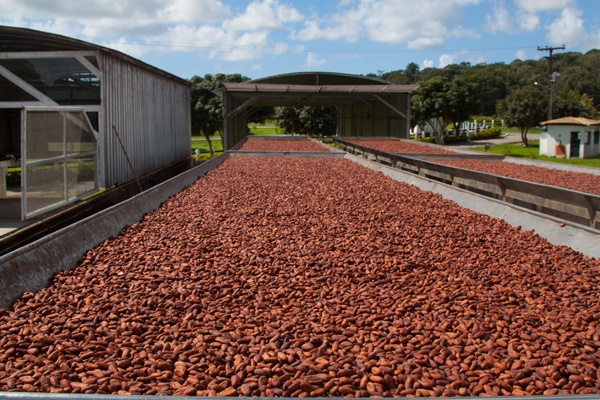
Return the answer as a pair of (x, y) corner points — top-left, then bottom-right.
(100, 38), (538, 55)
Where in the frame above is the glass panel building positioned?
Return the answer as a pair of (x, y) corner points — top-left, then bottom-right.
(0, 26), (191, 219)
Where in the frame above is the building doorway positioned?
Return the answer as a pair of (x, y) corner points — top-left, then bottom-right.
(570, 132), (581, 158)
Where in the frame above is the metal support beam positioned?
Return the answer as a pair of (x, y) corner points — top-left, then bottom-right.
(373, 94), (406, 120)
(226, 95), (263, 119)
(0, 65), (58, 106)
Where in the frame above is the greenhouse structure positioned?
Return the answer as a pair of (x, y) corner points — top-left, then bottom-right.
(0, 26), (191, 220)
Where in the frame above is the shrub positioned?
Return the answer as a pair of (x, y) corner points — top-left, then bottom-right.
(6, 170), (20, 187)
(470, 126), (502, 141)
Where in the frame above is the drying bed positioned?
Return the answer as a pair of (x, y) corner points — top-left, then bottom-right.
(238, 138), (328, 152)
(434, 160), (600, 196)
(1, 157), (599, 397)
(344, 139), (457, 154)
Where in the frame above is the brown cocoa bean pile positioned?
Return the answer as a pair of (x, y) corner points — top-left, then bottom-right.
(434, 160), (600, 196)
(1, 157), (600, 397)
(239, 138), (328, 152)
(345, 139), (456, 154)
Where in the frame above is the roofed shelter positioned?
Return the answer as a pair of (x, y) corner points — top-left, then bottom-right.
(217, 72), (418, 150)
(0, 26), (191, 220)
(540, 117), (600, 159)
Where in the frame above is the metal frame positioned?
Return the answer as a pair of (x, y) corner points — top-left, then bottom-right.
(1, 49), (104, 219)
(217, 76), (418, 151)
(21, 107), (99, 220)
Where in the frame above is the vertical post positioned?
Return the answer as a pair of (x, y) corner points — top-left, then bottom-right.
(222, 92), (229, 151)
(21, 109), (27, 220)
(63, 112), (68, 201)
(537, 45), (565, 121)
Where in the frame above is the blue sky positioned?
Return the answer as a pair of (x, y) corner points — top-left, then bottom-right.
(2, 0), (599, 80)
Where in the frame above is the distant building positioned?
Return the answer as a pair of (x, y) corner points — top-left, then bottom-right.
(540, 117), (600, 159)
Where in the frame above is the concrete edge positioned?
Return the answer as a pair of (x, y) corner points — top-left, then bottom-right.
(503, 156), (600, 176)
(344, 153), (600, 259)
(1, 395), (599, 400)
(244, 135), (310, 140)
(229, 151), (345, 158)
(0, 154), (231, 310)
(309, 138), (346, 153)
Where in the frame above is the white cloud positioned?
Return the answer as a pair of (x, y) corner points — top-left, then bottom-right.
(407, 37), (445, 50)
(484, 1), (539, 34)
(439, 54), (457, 68)
(515, 49), (528, 60)
(516, 12), (540, 31)
(466, 53), (485, 64)
(292, 0), (481, 48)
(304, 52), (326, 68)
(422, 59), (434, 68)
(223, 0), (302, 31)
(0, 0), (232, 38)
(252, 64), (263, 70)
(485, 3), (514, 34)
(0, 0), (304, 62)
(546, 7), (586, 48)
(161, 0), (232, 24)
(582, 31), (600, 53)
(100, 37), (148, 58)
(514, 0), (574, 13)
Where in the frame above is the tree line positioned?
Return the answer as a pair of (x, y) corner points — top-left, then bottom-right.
(190, 49), (600, 152)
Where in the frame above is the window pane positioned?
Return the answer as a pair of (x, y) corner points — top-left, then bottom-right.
(84, 55), (99, 70)
(0, 74), (38, 102)
(86, 111), (99, 132)
(66, 112), (96, 155)
(0, 58), (100, 105)
(67, 156), (96, 198)
(26, 111), (64, 160)
(25, 161), (65, 215)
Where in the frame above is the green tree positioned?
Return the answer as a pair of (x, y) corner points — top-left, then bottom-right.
(274, 106), (336, 137)
(496, 88), (547, 147)
(411, 76), (479, 144)
(190, 73), (249, 157)
(554, 89), (597, 118)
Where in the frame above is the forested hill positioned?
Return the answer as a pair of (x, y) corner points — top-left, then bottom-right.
(376, 49), (600, 116)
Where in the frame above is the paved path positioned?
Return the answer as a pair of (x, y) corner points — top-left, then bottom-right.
(449, 131), (540, 149)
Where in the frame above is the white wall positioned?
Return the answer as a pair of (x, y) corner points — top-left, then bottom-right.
(540, 125), (600, 159)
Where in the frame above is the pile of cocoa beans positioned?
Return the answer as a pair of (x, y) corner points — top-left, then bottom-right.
(1, 157), (599, 397)
(434, 160), (600, 196)
(345, 140), (456, 154)
(239, 138), (328, 152)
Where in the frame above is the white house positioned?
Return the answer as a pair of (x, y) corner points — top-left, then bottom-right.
(540, 117), (600, 159)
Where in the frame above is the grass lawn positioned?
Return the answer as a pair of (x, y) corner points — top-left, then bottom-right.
(472, 140), (600, 168)
(192, 138), (223, 159)
(248, 126), (282, 135)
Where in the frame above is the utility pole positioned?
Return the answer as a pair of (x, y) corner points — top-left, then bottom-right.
(537, 45), (565, 121)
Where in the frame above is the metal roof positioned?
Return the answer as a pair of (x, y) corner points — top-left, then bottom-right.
(249, 71), (392, 86)
(217, 82), (419, 107)
(0, 25), (191, 86)
(221, 83), (418, 94)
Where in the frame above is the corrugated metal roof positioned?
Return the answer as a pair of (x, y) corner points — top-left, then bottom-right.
(221, 83), (419, 94)
(541, 116), (600, 126)
(0, 25), (191, 86)
(249, 71), (392, 86)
